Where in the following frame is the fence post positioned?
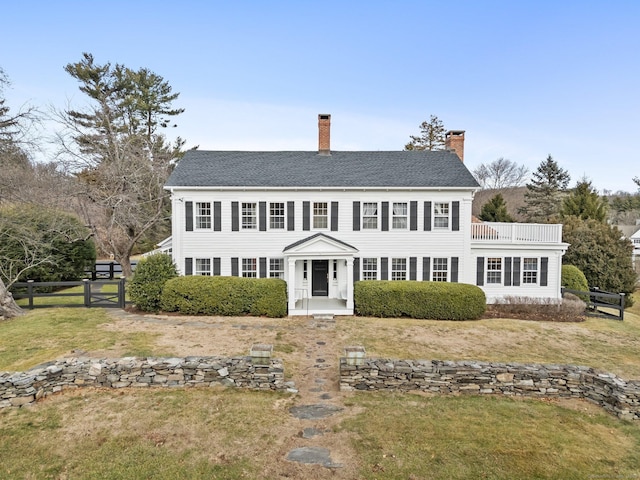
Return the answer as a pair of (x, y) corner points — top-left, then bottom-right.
(109, 262), (115, 280)
(620, 293), (625, 321)
(27, 280), (34, 309)
(118, 277), (126, 309)
(83, 279), (91, 307)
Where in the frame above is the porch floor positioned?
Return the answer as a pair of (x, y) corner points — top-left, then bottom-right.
(290, 297), (353, 317)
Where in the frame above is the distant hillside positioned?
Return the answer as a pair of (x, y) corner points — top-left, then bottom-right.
(472, 187), (527, 222)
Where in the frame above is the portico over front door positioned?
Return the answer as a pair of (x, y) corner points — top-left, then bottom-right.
(312, 260), (329, 296)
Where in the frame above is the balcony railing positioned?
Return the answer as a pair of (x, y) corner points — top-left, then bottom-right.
(471, 222), (563, 244)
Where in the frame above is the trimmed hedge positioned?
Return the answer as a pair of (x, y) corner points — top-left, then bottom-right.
(161, 276), (287, 318)
(129, 254), (178, 312)
(354, 281), (486, 320)
(561, 264), (589, 293)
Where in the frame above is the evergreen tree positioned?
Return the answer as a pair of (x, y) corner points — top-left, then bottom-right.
(562, 217), (637, 306)
(478, 193), (514, 222)
(518, 155), (570, 222)
(404, 115), (446, 151)
(561, 178), (608, 222)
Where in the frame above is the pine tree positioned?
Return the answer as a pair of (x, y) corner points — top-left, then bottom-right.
(518, 155), (570, 223)
(561, 179), (608, 222)
(478, 193), (514, 222)
(404, 115), (446, 151)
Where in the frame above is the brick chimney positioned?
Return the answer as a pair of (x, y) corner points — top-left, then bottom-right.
(445, 130), (465, 162)
(318, 114), (331, 155)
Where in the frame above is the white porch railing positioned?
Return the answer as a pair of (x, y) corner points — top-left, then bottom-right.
(471, 222), (563, 244)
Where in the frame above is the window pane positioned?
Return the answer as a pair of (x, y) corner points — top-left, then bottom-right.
(270, 202), (285, 229)
(195, 258), (211, 276)
(313, 202), (328, 229)
(392, 202), (407, 229)
(242, 203), (257, 229)
(269, 258), (284, 278)
(242, 258), (257, 277)
(432, 257), (448, 282)
(362, 258), (377, 280)
(196, 202), (212, 229)
(523, 257), (538, 284)
(391, 258), (406, 281)
(486, 258), (502, 284)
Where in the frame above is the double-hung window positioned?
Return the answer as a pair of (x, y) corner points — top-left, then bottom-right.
(391, 258), (407, 281)
(195, 258), (211, 276)
(270, 202), (285, 229)
(362, 202), (378, 229)
(195, 202), (212, 229)
(313, 202), (328, 229)
(242, 203), (257, 229)
(392, 202), (408, 229)
(270, 258), (284, 278)
(434, 202), (450, 229)
(432, 258), (448, 282)
(486, 258), (502, 284)
(362, 258), (378, 280)
(522, 258), (538, 284)
(242, 258), (257, 277)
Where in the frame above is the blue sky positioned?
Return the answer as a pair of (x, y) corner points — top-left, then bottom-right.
(3, 0), (640, 192)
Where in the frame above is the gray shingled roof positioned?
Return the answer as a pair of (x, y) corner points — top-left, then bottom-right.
(165, 150), (480, 188)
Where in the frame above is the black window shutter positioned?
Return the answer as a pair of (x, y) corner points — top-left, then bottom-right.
(381, 202), (389, 231)
(504, 257), (512, 287)
(259, 257), (267, 278)
(231, 257), (239, 277)
(353, 201), (360, 231)
(540, 257), (548, 286)
(331, 201), (339, 231)
(380, 257), (388, 280)
(451, 257), (459, 283)
(303, 201), (310, 231)
(231, 202), (239, 231)
(213, 258), (221, 276)
(513, 257), (521, 286)
(422, 257), (431, 281)
(476, 257), (485, 286)
(259, 202), (267, 231)
(353, 257), (360, 282)
(287, 201), (295, 231)
(424, 201), (432, 231)
(409, 257), (417, 280)
(452, 201), (460, 231)
(410, 201), (418, 231)
(185, 201), (193, 231)
(185, 257), (193, 275)
(213, 202), (221, 231)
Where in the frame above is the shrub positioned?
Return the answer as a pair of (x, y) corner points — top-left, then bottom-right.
(487, 295), (585, 322)
(561, 265), (589, 293)
(354, 281), (486, 320)
(161, 276), (287, 318)
(129, 254), (178, 312)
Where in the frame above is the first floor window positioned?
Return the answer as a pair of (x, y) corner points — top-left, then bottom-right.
(242, 258), (257, 277)
(270, 258), (284, 278)
(313, 202), (328, 229)
(487, 257), (502, 284)
(392, 202), (408, 229)
(434, 202), (450, 229)
(432, 258), (448, 282)
(242, 203), (257, 229)
(522, 258), (538, 284)
(270, 202), (285, 229)
(391, 258), (406, 281)
(195, 258), (211, 275)
(362, 258), (377, 280)
(195, 202), (212, 229)
(362, 202), (378, 229)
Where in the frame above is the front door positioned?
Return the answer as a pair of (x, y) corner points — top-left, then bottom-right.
(312, 260), (329, 296)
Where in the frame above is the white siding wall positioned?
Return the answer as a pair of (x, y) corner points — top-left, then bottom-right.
(170, 188), (473, 281)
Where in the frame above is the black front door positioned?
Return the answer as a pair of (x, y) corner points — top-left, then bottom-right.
(312, 260), (329, 296)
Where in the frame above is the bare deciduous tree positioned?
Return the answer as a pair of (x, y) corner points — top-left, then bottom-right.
(473, 157), (529, 189)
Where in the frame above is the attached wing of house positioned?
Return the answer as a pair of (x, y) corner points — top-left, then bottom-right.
(165, 115), (568, 315)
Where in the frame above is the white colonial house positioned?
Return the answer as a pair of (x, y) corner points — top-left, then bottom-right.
(164, 115), (569, 315)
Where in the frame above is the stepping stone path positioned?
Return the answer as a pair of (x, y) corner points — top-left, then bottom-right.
(284, 314), (347, 470)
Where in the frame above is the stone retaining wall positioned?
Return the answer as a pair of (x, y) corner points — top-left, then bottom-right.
(340, 357), (640, 421)
(1, 355), (289, 408)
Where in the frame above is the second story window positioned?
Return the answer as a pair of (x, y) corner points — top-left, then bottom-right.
(392, 202), (408, 229)
(362, 202), (378, 229)
(313, 202), (328, 229)
(195, 202), (211, 229)
(434, 202), (450, 229)
(242, 203), (257, 229)
(270, 202), (285, 229)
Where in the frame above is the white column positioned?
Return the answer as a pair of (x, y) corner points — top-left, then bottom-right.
(346, 257), (354, 310)
(287, 258), (297, 312)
